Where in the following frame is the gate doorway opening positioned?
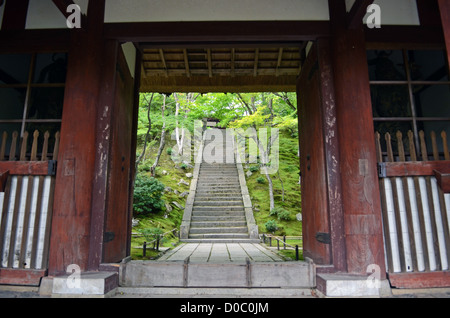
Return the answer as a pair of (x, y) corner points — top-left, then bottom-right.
(130, 91), (302, 262)
(131, 44), (307, 262)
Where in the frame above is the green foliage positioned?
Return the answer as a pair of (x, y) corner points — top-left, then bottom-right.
(166, 147), (173, 155)
(270, 207), (291, 221)
(133, 175), (165, 215)
(249, 165), (259, 172)
(265, 220), (279, 233)
(140, 227), (167, 246)
(256, 176), (266, 184)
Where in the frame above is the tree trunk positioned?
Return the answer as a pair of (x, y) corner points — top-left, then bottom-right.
(173, 93), (185, 156)
(151, 95), (167, 176)
(135, 93), (154, 171)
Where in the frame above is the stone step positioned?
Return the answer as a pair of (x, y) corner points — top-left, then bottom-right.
(196, 186), (242, 190)
(191, 221), (248, 228)
(189, 226), (248, 234)
(194, 196), (243, 201)
(195, 189), (242, 195)
(188, 233), (250, 239)
(191, 216), (247, 222)
(192, 207), (245, 212)
(197, 180), (240, 184)
(197, 183), (241, 188)
(119, 259), (315, 289)
(115, 287), (314, 298)
(193, 200), (243, 206)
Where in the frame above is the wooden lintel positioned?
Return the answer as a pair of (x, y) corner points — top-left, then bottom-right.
(0, 161), (56, 176)
(103, 21), (331, 42)
(347, 0), (375, 29)
(379, 161), (450, 178)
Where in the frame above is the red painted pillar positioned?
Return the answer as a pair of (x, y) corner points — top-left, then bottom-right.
(328, 0), (386, 276)
(48, 1), (106, 276)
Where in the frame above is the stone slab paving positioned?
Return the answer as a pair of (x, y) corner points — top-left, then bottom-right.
(158, 243), (284, 262)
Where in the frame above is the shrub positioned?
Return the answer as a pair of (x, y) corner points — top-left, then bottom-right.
(278, 210), (291, 221)
(140, 227), (166, 247)
(249, 165), (259, 172)
(270, 207), (291, 221)
(265, 220), (278, 233)
(256, 176), (266, 184)
(166, 147), (173, 155)
(133, 175), (165, 215)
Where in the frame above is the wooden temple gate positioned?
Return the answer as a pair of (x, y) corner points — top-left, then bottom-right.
(0, 130), (59, 285)
(376, 129), (450, 287)
(0, 0), (449, 296)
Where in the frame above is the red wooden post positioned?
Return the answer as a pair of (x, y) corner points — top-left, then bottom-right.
(48, 0), (106, 276)
(328, 0), (386, 277)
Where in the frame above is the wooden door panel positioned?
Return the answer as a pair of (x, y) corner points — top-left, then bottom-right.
(103, 48), (135, 263)
(297, 44), (331, 265)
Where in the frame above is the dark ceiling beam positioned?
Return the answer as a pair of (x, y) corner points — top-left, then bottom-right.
(347, 0), (375, 29)
(104, 21), (330, 43)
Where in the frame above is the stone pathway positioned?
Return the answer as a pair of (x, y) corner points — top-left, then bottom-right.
(158, 243), (284, 262)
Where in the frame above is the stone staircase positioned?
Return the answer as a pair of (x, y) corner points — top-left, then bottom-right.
(180, 128), (259, 243)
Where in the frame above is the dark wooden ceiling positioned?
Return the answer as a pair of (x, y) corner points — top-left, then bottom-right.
(139, 45), (305, 93)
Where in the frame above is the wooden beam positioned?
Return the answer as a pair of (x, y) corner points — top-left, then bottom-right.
(183, 49), (190, 78)
(276, 48), (283, 77)
(231, 48), (235, 77)
(207, 48), (212, 78)
(347, 0), (375, 29)
(1, 0), (29, 30)
(0, 29), (70, 53)
(159, 49), (168, 77)
(0, 161), (56, 176)
(365, 25), (444, 49)
(379, 161), (450, 178)
(104, 21), (330, 43)
(253, 48), (259, 77)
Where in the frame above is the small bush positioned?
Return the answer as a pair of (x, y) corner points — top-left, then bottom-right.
(166, 147), (173, 155)
(133, 175), (165, 215)
(249, 165), (259, 172)
(256, 176), (266, 184)
(140, 227), (166, 247)
(277, 210), (291, 221)
(265, 220), (278, 233)
(270, 207), (291, 221)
